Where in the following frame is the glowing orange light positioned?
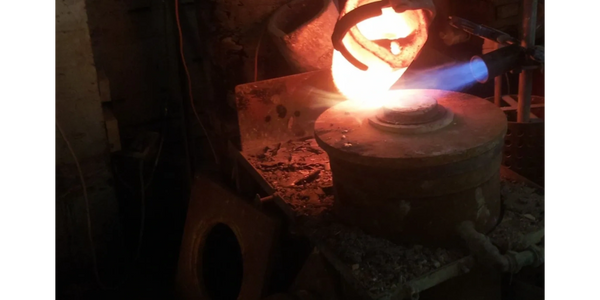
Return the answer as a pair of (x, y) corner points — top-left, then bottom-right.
(356, 7), (413, 40)
(332, 51), (407, 109)
(390, 41), (401, 55)
(331, 2), (431, 110)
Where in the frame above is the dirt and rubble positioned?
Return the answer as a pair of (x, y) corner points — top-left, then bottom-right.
(489, 178), (545, 253)
(246, 139), (467, 297)
(246, 138), (544, 298)
(247, 138), (335, 217)
(311, 223), (466, 297)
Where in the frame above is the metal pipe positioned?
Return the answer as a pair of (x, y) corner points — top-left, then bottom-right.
(394, 256), (475, 300)
(517, 0), (538, 122)
(494, 75), (502, 107)
(494, 75), (503, 107)
(457, 221), (543, 273)
(494, 43), (503, 107)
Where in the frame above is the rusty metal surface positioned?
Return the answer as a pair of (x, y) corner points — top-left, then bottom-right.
(229, 141), (277, 195)
(330, 160), (502, 245)
(486, 95), (544, 186)
(268, 0), (338, 72)
(377, 95), (441, 125)
(314, 90), (507, 245)
(503, 121), (544, 186)
(235, 70), (339, 153)
(502, 122), (548, 187)
(369, 104), (454, 134)
(176, 176), (280, 300)
(315, 90), (507, 165)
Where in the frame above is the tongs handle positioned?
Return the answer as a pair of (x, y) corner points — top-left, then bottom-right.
(448, 16), (543, 64)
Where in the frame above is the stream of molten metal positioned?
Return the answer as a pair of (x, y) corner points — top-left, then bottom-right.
(331, 7), (420, 110)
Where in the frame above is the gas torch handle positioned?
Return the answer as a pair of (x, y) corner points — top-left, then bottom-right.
(448, 16), (543, 65)
(448, 16), (518, 46)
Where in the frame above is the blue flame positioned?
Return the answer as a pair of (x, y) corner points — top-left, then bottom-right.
(470, 57), (489, 83)
(392, 61), (488, 92)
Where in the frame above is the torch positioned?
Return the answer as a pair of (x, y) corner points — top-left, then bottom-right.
(449, 13), (544, 123)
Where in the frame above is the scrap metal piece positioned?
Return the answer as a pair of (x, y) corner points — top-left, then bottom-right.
(234, 70), (338, 153)
(176, 176), (280, 300)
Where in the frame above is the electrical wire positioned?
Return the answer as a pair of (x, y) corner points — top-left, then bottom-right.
(57, 2), (190, 291)
(175, 0), (219, 164)
(58, 120), (151, 290)
(135, 160), (145, 260)
(504, 73), (511, 95)
(60, 0), (220, 287)
(143, 124), (166, 191)
(114, 106), (167, 194)
(254, 28), (265, 82)
(56, 121), (109, 290)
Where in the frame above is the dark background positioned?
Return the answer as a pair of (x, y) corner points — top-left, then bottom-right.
(55, 0), (544, 298)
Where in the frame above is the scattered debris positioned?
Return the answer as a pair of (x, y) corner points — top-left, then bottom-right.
(522, 214), (536, 221)
(246, 138), (545, 298)
(293, 170), (321, 186)
(247, 138), (333, 217)
(311, 223), (465, 297)
(489, 179), (545, 253)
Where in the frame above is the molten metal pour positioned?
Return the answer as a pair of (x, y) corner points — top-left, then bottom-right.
(330, 0), (435, 107)
(368, 91), (455, 134)
(322, 0), (509, 246)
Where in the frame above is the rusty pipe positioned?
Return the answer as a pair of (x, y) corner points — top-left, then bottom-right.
(494, 43), (503, 107)
(517, 0), (538, 122)
(457, 221), (543, 273)
(494, 76), (502, 106)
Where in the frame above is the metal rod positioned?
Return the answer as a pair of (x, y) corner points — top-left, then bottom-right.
(494, 75), (503, 107)
(493, 41), (503, 107)
(494, 42), (504, 107)
(517, 0), (538, 122)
